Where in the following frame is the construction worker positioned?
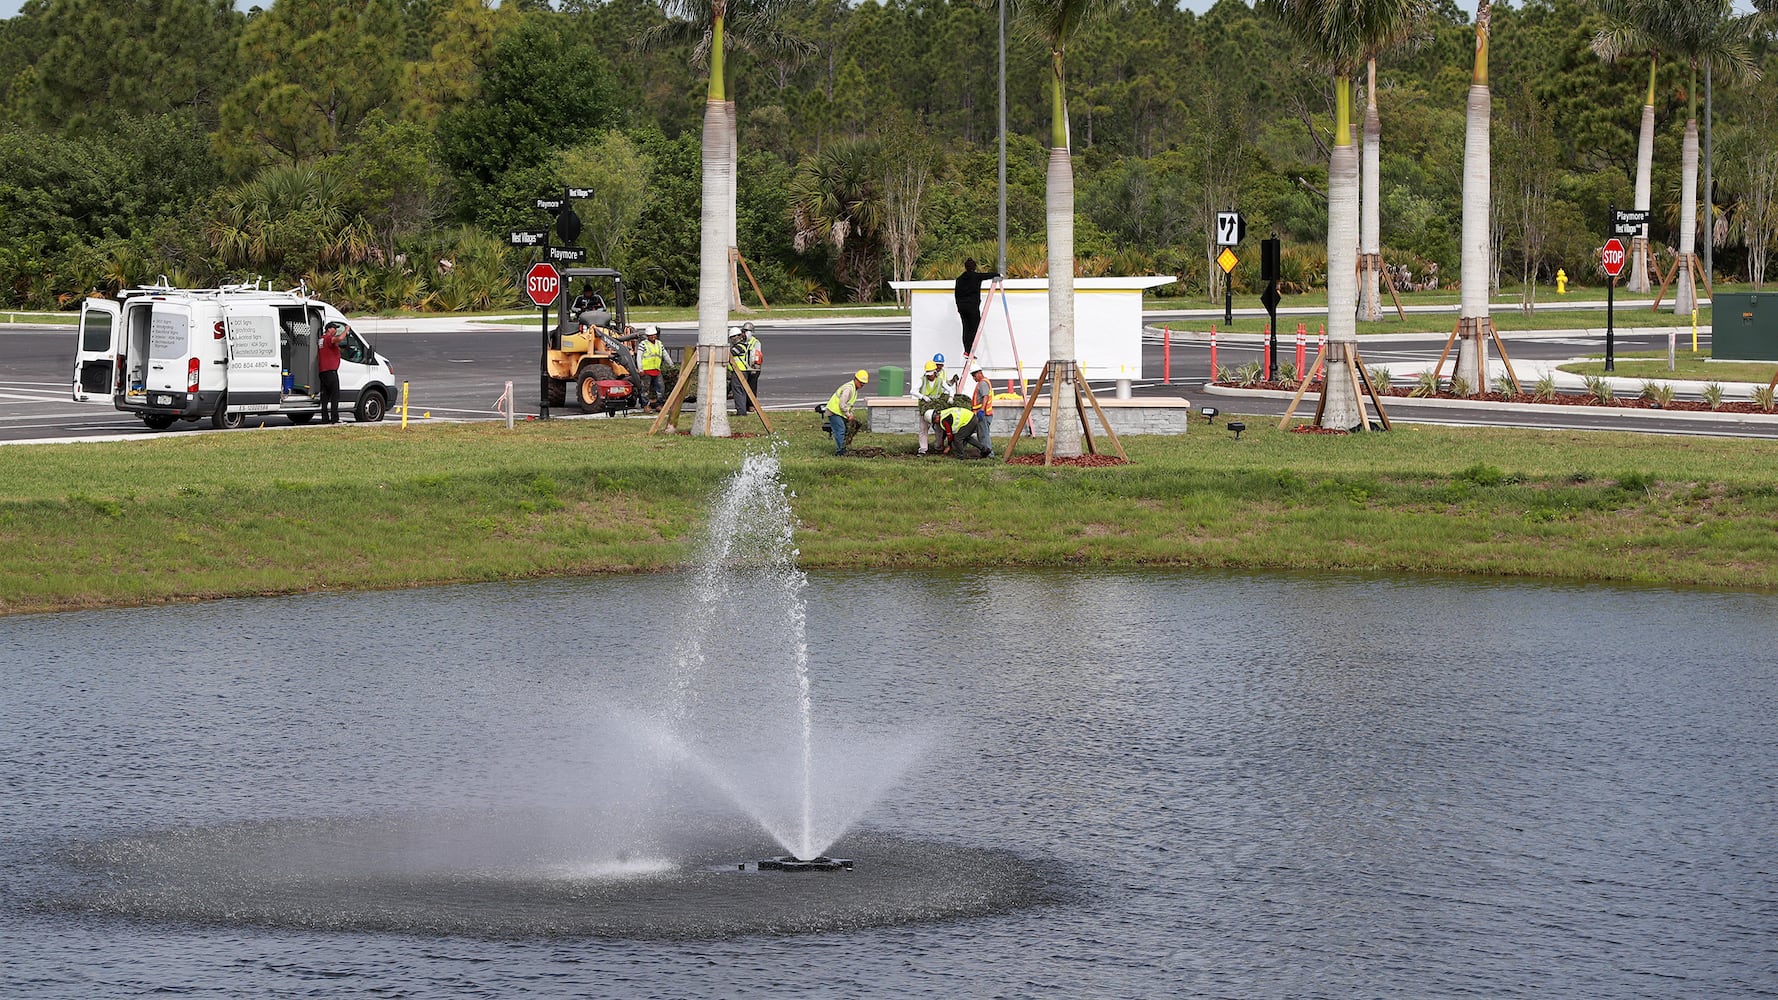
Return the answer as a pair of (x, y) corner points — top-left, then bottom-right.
(742, 321), (763, 405)
(728, 327), (752, 415)
(968, 366), (995, 452)
(953, 258), (1001, 358)
(932, 404), (990, 459)
(636, 325), (667, 411)
(825, 369), (869, 455)
(915, 359), (947, 454)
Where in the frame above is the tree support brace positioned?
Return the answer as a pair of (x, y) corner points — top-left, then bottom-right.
(1001, 360), (1127, 466)
(649, 346), (773, 435)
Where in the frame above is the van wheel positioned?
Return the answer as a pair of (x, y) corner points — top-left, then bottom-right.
(211, 397), (244, 430)
(577, 363), (615, 413)
(289, 412), (314, 425)
(354, 389), (387, 423)
(142, 414), (176, 431)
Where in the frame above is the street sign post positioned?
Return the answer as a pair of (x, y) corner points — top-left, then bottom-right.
(1602, 225), (1627, 372)
(526, 262), (561, 419)
(1260, 237), (1281, 380)
(1216, 246), (1239, 325)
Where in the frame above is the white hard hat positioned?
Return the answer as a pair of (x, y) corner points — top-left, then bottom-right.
(645, 325), (659, 336)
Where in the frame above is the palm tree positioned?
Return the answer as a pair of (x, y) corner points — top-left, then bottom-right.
(1594, 1), (1664, 293)
(1454, 0), (1492, 395)
(1360, 59), (1382, 322)
(1599, 0), (1756, 316)
(1013, 0), (1115, 458)
(1261, 0), (1432, 429)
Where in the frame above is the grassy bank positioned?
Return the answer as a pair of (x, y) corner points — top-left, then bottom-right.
(6, 416), (1778, 616)
(1560, 350), (1778, 384)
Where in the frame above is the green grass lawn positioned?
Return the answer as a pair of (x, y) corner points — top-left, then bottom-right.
(7, 415), (1778, 617)
(1559, 350), (1778, 384)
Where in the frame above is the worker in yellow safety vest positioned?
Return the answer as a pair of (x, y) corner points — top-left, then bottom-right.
(933, 404), (990, 459)
(636, 326), (667, 411)
(824, 370), (869, 455)
(728, 327), (753, 416)
(915, 359), (948, 454)
(742, 321), (764, 405)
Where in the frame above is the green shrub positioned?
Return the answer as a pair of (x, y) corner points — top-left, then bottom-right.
(1702, 382), (1724, 410)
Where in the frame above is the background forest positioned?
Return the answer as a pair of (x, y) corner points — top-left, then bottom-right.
(1, 0), (1775, 311)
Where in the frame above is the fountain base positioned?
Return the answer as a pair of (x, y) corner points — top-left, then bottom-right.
(756, 855), (854, 872)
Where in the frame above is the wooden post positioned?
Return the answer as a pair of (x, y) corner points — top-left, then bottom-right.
(1002, 361), (1052, 461)
(1278, 343), (1328, 430)
(1073, 363), (1127, 461)
(649, 347), (699, 434)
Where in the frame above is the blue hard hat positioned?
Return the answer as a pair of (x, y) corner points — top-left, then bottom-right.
(933, 353), (945, 364)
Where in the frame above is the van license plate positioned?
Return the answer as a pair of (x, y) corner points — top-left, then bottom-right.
(154, 394), (173, 405)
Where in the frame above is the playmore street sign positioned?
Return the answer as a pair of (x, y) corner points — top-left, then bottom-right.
(1610, 209), (1650, 238)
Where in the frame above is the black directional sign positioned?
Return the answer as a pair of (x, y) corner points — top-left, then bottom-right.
(1611, 209), (1651, 237)
(546, 246), (588, 263)
(566, 186), (594, 199)
(535, 196), (565, 213)
(508, 229), (547, 247)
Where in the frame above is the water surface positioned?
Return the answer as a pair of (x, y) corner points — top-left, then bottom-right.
(2, 571), (1774, 998)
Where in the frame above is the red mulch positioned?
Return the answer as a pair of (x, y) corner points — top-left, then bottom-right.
(1221, 381), (1775, 413)
(1005, 453), (1129, 466)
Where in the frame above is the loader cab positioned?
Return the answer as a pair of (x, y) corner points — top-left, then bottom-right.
(556, 267), (627, 348)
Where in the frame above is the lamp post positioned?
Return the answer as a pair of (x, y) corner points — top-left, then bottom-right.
(998, 0), (1007, 276)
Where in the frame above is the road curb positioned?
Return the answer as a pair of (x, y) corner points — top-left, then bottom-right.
(1202, 383), (1778, 425)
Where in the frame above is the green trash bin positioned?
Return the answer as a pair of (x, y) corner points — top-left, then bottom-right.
(877, 365), (905, 397)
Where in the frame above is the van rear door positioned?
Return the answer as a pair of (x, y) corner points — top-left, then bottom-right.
(219, 304), (282, 411)
(145, 301), (193, 394)
(71, 299), (121, 402)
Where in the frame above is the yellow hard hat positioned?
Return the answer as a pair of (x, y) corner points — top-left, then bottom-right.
(923, 361), (939, 373)
(854, 369), (870, 383)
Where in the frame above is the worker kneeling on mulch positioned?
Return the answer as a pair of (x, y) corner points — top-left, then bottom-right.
(932, 404), (991, 459)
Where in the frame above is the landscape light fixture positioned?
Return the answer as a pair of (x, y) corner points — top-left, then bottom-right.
(1200, 406), (1218, 424)
(1227, 421), (1247, 441)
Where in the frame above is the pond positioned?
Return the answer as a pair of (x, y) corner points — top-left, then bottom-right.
(2, 565), (1774, 998)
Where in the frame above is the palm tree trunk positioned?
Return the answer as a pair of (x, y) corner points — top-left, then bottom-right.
(1045, 50), (1079, 458)
(1361, 59), (1381, 323)
(1455, 2), (1491, 395)
(1321, 77), (1362, 431)
(1676, 114), (1699, 315)
(1047, 145), (1079, 457)
(1630, 57), (1656, 293)
(694, 98), (734, 437)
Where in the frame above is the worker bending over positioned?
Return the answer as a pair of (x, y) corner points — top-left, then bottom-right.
(825, 369), (869, 455)
(933, 404), (991, 459)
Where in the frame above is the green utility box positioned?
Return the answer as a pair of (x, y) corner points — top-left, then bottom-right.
(877, 365), (905, 397)
(1712, 293), (1778, 361)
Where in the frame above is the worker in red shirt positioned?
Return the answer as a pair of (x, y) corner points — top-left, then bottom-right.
(319, 321), (345, 423)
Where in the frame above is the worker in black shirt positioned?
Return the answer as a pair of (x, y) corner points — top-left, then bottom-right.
(953, 258), (1001, 358)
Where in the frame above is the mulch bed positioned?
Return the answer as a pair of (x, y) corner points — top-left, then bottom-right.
(1219, 381), (1776, 413)
(1005, 454), (1128, 467)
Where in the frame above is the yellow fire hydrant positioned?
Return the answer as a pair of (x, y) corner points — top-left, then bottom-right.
(1556, 268), (1568, 295)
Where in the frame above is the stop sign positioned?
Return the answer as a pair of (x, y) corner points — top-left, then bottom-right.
(525, 262), (561, 307)
(1601, 238), (1627, 278)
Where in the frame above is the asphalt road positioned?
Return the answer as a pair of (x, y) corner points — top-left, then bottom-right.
(1, 316), (1765, 443)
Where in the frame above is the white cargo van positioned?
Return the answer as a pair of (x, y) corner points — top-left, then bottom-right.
(72, 282), (398, 430)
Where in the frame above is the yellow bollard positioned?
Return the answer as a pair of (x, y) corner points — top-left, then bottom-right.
(400, 381), (410, 429)
(1692, 308), (1699, 354)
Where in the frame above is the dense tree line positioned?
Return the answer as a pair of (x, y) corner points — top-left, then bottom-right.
(0, 0), (1773, 311)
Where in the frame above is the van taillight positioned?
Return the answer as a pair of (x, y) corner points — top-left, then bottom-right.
(187, 357), (200, 392)
(213, 321), (225, 340)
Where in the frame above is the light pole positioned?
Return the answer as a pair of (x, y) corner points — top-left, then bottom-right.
(998, 0), (1007, 275)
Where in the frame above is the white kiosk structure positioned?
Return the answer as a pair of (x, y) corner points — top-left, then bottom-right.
(875, 275), (1191, 439)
